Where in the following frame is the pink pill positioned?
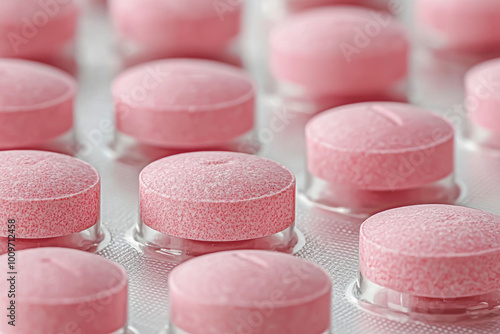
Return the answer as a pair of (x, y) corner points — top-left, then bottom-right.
(0, 59), (76, 150)
(169, 250), (331, 334)
(140, 152), (295, 243)
(0, 248), (128, 334)
(113, 59), (255, 149)
(109, 0), (241, 58)
(304, 102), (457, 214)
(0, 0), (79, 59)
(307, 102), (454, 190)
(360, 205), (500, 298)
(270, 6), (408, 98)
(0, 151), (100, 239)
(416, 0), (500, 52)
(465, 58), (500, 133)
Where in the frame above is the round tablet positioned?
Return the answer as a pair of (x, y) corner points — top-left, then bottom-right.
(270, 6), (408, 97)
(0, 59), (76, 150)
(113, 59), (255, 148)
(360, 205), (500, 298)
(465, 58), (500, 132)
(169, 250), (331, 334)
(109, 0), (241, 57)
(0, 0), (79, 58)
(306, 102), (455, 190)
(140, 152), (295, 241)
(416, 0), (500, 52)
(0, 248), (128, 334)
(0, 151), (100, 239)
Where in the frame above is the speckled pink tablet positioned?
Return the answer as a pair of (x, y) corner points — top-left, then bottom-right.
(416, 0), (500, 52)
(169, 250), (331, 334)
(306, 102), (454, 190)
(113, 59), (255, 148)
(360, 205), (500, 298)
(109, 0), (241, 57)
(465, 58), (500, 132)
(0, 248), (128, 334)
(0, 151), (100, 239)
(0, 59), (76, 150)
(270, 6), (408, 97)
(0, 0), (79, 58)
(140, 152), (295, 242)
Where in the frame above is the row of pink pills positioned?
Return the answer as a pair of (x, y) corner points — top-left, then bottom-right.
(1, 2), (499, 154)
(3, 151), (500, 330)
(0, 0), (243, 67)
(0, 248), (331, 334)
(0, 150), (298, 257)
(0, 98), (469, 257)
(1, 55), (499, 157)
(5, 163), (500, 330)
(0, 57), (498, 219)
(2, 0), (500, 63)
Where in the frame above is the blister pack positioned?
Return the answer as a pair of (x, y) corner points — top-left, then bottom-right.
(1, 0), (500, 333)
